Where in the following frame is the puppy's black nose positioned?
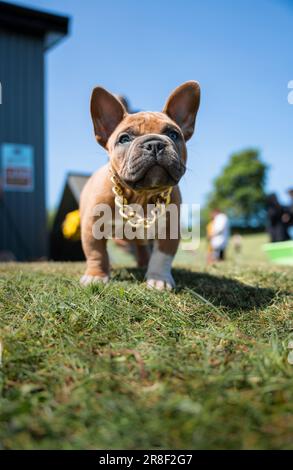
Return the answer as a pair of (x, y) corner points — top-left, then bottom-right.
(143, 140), (165, 155)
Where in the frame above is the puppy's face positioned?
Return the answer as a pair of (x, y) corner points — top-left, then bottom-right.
(91, 81), (200, 191)
(107, 112), (187, 190)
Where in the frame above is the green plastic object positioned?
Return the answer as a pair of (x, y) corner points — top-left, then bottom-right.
(263, 240), (293, 265)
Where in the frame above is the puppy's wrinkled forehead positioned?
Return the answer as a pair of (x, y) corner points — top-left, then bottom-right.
(108, 112), (180, 148)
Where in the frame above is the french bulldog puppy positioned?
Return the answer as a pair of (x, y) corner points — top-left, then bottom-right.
(80, 81), (200, 290)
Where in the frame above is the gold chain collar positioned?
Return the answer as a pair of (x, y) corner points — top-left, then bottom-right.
(109, 167), (173, 228)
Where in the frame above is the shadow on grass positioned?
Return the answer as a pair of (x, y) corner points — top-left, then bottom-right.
(174, 268), (276, 311)
(113, 267), (277, 311)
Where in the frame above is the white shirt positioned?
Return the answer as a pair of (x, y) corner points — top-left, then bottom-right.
(211, 213), (230, 250)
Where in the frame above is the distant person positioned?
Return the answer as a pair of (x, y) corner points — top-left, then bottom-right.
(206, 217), (215, 264)
(287, 188), (293, 225)
(285, 188), (293, 239)
(210, 209), (230, 261)
(266, 193), (290, 242)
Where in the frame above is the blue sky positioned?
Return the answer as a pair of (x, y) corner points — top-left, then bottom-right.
(11, 0), (293, 209)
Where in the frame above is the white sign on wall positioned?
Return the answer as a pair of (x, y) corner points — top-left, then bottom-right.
(1, 143), (34, 192)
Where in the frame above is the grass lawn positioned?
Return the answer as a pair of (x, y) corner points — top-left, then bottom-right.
(0, 234), (293, 449)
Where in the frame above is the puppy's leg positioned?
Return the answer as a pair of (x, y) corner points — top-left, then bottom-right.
(146, 238), (179, 290)
(80, 216), (110, 286)
(146, 190), (181, 290)
(135, 242), (151, 268)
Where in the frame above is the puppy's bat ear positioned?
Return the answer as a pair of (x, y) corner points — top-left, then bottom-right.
(163, 81), (200, 141)
(91, 87), (127, 148)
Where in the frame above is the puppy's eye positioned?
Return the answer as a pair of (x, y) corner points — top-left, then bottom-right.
(118, 133), (131, 144)
(168, 130), (180, 142)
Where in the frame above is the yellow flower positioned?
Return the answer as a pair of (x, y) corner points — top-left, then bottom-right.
(62, 210), (81, 241)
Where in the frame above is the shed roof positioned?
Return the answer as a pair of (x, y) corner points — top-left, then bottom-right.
(0, 1), (69, 49)
(67, 173), (90, 203)
(52, 172), (90, 234)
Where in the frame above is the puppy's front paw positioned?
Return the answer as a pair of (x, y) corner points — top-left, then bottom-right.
(146, 275), (175, 291)
(80, 274), (109, 286)
(146, 246), (175, 291)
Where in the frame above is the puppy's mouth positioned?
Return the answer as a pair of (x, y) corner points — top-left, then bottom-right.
(123, 164), (178, 191)
(117, 135), (186, 192)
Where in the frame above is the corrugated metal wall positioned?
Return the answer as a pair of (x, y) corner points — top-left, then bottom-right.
(0, 29), (47, 260)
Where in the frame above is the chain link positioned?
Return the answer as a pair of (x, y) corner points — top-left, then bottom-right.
(110, 168), (172, 229)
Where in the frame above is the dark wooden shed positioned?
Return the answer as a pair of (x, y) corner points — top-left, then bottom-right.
(50, 173), (89, 261)
(0, 1), (69, 260)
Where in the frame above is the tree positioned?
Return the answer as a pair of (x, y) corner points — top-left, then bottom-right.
(206, 149), (268, 228)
